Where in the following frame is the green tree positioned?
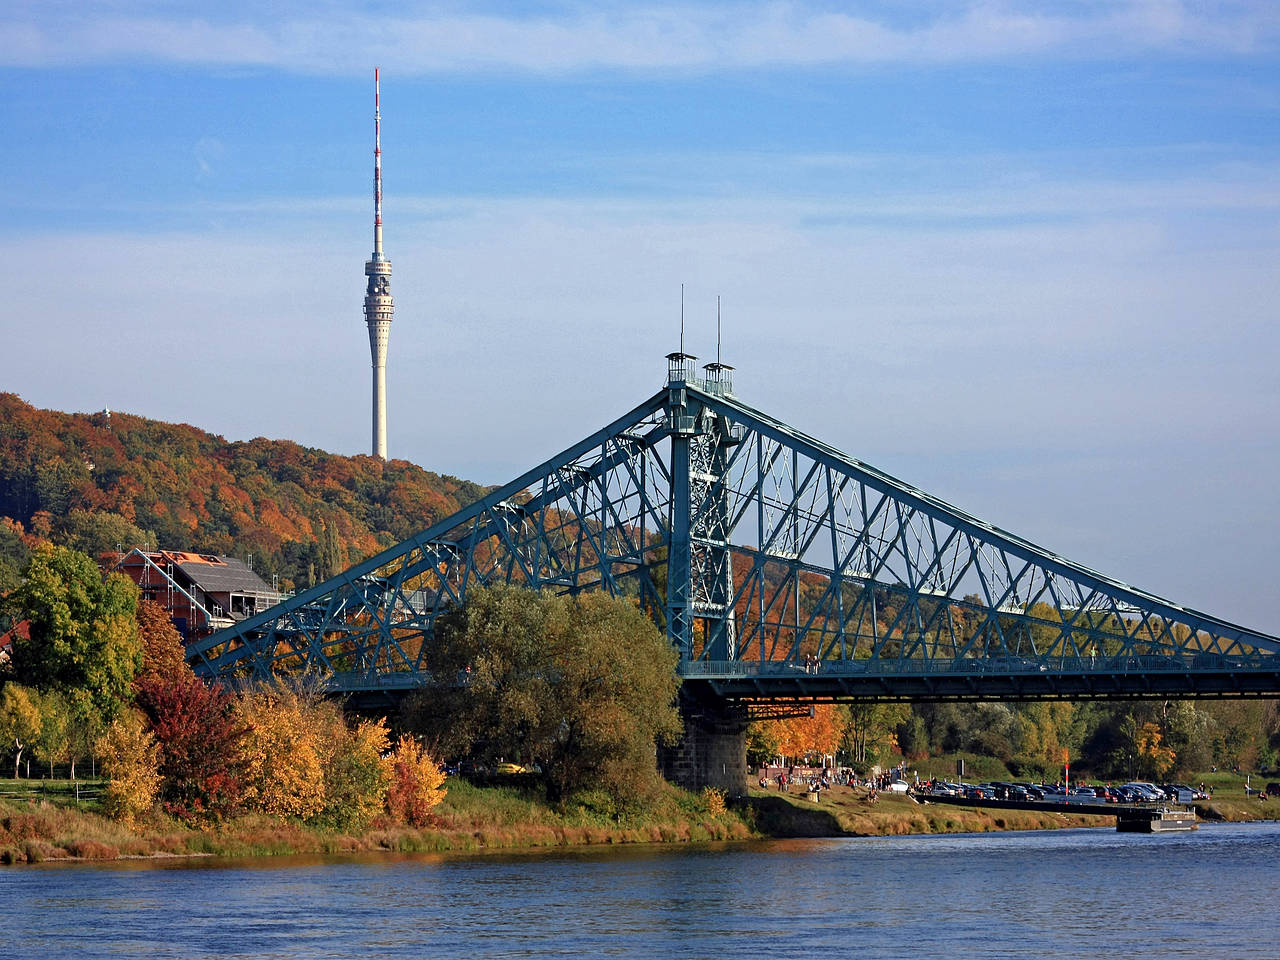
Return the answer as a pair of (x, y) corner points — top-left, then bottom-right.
(0, 684), (43, 778)
(0, 518), (30, 595)
(745, 721), (781, 768)
(406, 585), (682, 803)
(54, 509), (152, 558)
(5, 544), (143, 726)
(316, 716), (392, 831)
(33, 688), (72, 777)
(843, 702), (908, 766)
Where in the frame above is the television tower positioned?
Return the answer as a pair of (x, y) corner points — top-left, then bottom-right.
(363, 67), (393, 460)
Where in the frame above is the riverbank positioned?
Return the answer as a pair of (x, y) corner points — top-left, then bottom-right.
(1, 776), (1273, 865)
(742, 782), (1275, 837)
(0, 778), (752, 864)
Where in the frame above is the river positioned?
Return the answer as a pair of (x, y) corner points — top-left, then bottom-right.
(3, 822), (1277, 958)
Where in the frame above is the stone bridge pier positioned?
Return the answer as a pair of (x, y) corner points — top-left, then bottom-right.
(659, 687), (748, 795)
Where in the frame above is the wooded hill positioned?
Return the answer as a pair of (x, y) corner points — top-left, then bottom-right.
(0, 393), (490, 593)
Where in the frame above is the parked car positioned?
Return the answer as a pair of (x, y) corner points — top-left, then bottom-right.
(1120, 782), (1163, 802)
(887, 780), (909, 793)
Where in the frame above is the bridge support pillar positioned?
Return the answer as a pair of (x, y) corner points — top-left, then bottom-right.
(659, 688), (748, 795)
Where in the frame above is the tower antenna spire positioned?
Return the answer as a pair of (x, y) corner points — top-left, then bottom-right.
(363, 67), (394, 460)
(374, 66), (383, 257)
(716, 294), (721, 366)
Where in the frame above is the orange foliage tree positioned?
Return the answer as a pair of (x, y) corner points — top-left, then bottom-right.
(385, 735), (447, 826)
(765, 704), (848, 763)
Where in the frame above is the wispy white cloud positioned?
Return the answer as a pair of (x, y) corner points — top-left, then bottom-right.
(2, 1), (1277, 72)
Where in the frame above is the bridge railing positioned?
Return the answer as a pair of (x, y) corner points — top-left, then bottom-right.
(679, 652), (1266, 678)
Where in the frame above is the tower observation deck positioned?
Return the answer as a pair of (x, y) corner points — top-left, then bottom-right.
(363, 67), (393, 460)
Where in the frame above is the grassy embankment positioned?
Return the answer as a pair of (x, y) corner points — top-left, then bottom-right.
(0, 777), (751, 864)
(1, 770), (1273, 864)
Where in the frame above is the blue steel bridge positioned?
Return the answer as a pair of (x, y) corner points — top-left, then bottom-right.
(188, 358), (1280, 706)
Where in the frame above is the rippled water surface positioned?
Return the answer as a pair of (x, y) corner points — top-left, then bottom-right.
(3, 822), (1277, 958)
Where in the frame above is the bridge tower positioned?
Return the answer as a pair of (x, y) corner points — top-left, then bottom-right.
(662, 353), (749, 790)
(363, 67), (393, 460)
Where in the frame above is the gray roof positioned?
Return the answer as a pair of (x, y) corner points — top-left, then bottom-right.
(174, 556), (274, 596)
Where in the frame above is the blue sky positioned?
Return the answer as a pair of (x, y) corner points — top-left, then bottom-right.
(2, 1), (1278, 630)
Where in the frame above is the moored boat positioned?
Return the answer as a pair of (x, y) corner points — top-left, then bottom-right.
(1116, 806), (1198, 833)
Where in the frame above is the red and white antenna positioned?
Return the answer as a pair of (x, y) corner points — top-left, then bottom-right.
(373, 66), (383, 256)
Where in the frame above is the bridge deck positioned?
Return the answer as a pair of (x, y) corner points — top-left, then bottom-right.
(681, 658), (1280, 702)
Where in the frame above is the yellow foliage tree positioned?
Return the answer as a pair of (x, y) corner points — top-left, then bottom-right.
(1136, 721), (1177, 779)
(236, 686), (326, 820)
(96, 708), (160, 825)
(0, 683), (42, 778)
(385, 735), (447, 826)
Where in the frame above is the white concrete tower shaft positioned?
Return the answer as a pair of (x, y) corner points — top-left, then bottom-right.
(363, 67), (393, 460)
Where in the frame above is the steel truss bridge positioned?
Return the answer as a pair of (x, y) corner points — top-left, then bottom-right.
(189, 358), (1280, 704)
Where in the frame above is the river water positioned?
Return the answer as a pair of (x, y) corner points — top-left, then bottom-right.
(3, 822), (1277, 958)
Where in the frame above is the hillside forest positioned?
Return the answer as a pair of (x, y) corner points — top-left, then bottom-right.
(0, 393), (489, 594)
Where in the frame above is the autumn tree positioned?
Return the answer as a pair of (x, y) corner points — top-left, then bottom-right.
(405, 585), (682, 803)
(96, 709), (161, 825)
(385, 735), (447, 826)
(760, 704), (848, 765)
(135, 672), (247, 819)
(134, 598), (190, 687)
(236, 685), (328, 820)
(1135, 719), (1177, 780)
(0, 684), (42, 778)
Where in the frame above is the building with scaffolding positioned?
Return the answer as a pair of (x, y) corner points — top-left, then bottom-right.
(109, 549), (283, 642)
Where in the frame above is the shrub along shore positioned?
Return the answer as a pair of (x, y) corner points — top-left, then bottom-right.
(1, 775), (1272, 865)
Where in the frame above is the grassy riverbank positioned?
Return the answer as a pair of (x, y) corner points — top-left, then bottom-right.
(0, 777), (752, 864)
(1, 773), (1273, 865)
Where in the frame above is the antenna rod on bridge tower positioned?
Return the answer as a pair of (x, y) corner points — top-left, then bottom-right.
(680, 283), (685, 357)
(717, 295), (721, 366)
